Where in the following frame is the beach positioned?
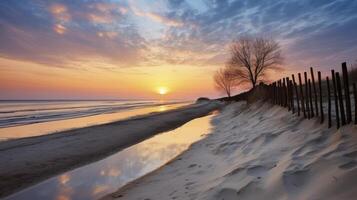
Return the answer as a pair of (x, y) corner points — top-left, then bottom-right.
(101, 102), (357, 200)
(0, 101), (222, 198)
(2, 1), (357, 199)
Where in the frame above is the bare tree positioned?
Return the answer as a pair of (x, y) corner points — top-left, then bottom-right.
(228, 37), (283, 88)
(214, 67), (236, 97)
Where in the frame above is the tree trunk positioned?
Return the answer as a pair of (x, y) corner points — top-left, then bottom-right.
(252, 81), (256, 89)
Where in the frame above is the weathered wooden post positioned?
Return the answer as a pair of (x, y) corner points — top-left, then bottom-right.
(327, 77), (332, 128)
(290, 80), (295, 113)
(286, 77), (291, 111)
(288, 79), (291, 109)
(278, 80), (282, 106)
(274, 84), (276, 104)
(353, 83), (357, 125)
(269, 84), (271, 103)
(318, 71), (324, 123)
(299, 73), (306, 118)
(336, 72), (346, 125)
(310, 67), (319, 116)
(278, 80), (281, 106)
(279, 79), (283, 106)
(276, 82), (278, 105)
(292, 74), (300, 116)
(342, 62), (352, 123)
(308, 79), (314, 118)
(304, 72), (311, 119)
(283, 78), (287, 107)
(270, 83), (275, 104)
(272, 82), (275, 104)
(332, 70), (340, 128)
(269, 84), (272, 103)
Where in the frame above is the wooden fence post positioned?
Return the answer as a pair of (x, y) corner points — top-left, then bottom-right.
(278, 80), (282, 106)
(270, 84), (273, 103)
(353, 83), (357, 125)
(292, 74), (300, 116)
(310, 67), (319, 116)
(269, 84), (272, 103)
(327, 77), (332, 128)
(279, 79), (282, 106)
(286, 77), (291, 110)
(272, 83), (275, 104)
(308, 79), (314, 118)
(283, 78), (287, 107)
(276, 82), (278, 105)
(332, 70), (340, 128)
(274, 81), (278, 104)
(336, 72), (346, 125)
(299, 73), (306, 118)
(342, 62), (352, 123)
(290, 80), (295, 113)
(318, 72), (324, 123)
(304, 72), (311, 119)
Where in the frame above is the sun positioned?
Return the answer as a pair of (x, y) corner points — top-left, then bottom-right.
(157, 87), (168, 95)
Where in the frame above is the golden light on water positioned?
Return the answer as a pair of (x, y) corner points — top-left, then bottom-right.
(157, 87), (168, 95)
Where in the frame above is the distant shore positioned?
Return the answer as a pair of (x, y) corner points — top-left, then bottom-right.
(0, 101), (222, 198)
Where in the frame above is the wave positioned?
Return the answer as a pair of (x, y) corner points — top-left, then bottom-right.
(0, 100), (182, 128)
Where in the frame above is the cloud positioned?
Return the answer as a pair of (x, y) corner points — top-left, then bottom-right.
(130, 5), (184, 27)
(0, 0), (357, 72)
(53, 23), (67, 34)
(0, 0), (147, 69)
(50, 3), (71, 23)
(154, 0), (357, 69)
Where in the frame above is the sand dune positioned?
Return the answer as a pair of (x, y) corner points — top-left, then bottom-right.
(102, 101), (357, 200)
(0, 101), (221, 198)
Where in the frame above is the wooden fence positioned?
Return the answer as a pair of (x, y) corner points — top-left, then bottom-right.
(268, 62), (357, 129)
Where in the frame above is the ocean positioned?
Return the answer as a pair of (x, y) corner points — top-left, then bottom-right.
(0, 100), (188, 140)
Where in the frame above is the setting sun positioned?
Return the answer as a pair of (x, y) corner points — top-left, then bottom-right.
(157, 87), (168, 95)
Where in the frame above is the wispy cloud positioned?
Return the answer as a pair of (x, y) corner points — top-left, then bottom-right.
(130, 5), (183, 27)
(0, 0), (357, 72)
(0, 0), (147, 69)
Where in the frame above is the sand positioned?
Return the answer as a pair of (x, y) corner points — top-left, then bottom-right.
(101, 101), (357, 200)
(0, 101), (222, 198)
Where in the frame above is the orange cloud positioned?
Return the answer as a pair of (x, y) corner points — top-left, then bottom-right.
(54, 24), (67, 34)
(87, 13), (113, 24)
(97, 31), (118, 39)
(131, 6), (183, 27)
(50, 3), (67, 14)
(50, 3), (70, 34)
(86, 3), (127, 24)
(50, 3), (71, 22)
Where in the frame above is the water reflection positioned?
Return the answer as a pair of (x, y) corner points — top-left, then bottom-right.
(5, 114), (214, 200)
(0, 103), (187, 139)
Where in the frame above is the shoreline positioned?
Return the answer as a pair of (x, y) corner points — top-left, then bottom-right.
(0, 101), (222, 198)
(101, 102), (357, 200)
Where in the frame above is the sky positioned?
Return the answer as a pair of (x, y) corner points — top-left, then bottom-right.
(0, 0), (357, 100)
